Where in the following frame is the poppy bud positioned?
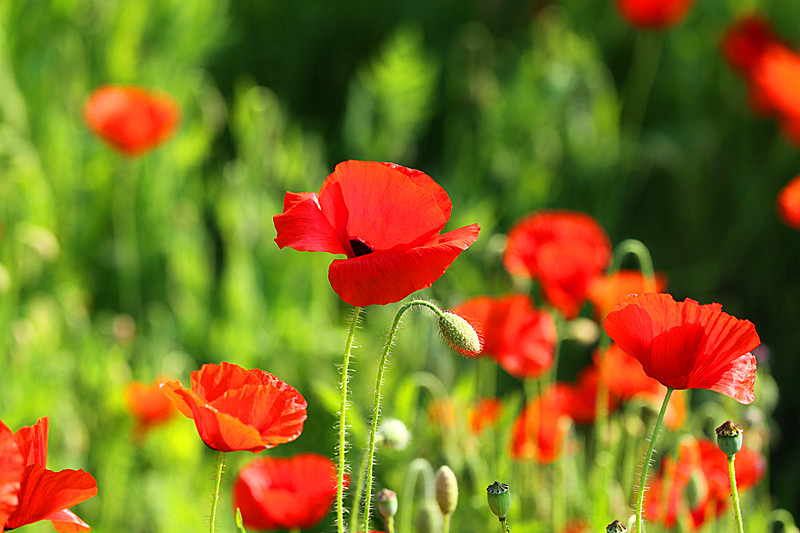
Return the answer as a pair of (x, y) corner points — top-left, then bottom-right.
(376, 488), (398, 519)
(684, 471), (708, 509)
(438, 311), (481, 355)
(435, 465), (458, 516)
(415, 500), (442, 533)
(377, 418), (410, 450)
(607, 519), (627, 533)
(486, 481), (511, 519)
(716, 420), (744, 457)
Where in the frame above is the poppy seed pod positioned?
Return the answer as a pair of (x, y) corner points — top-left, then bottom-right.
(376, 489), (398, 519)
(486, 481), (511, 519)
(607, 520), (627, 533)
(434, 465), (458, 515)
(716, 420), (744, 457)
(438, 312), (481, 355)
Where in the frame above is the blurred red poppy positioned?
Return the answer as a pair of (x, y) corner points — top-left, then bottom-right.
(603, 293), (760, 404)
(722, 15), (779, 76)
(233, 454), (340, 531)
(161, 362), (308, 453)
(777, 175), (800, 230)
(125, 378), (177, 438)
(85, 85), (179, 156)
(752, 44), (800, 121)
(0, 417), (97, 533)
(274, 161), (480, 306)
(563, 367), (619, 424)
(697, 439), (765, 510)
(588, 270), (666, 320)
(504, 210), (611, 319)
(615, 0), (694, 29)
(510, 385), (576, 463)
(451, 294), (556, 379)
(468, 398), (504, 434)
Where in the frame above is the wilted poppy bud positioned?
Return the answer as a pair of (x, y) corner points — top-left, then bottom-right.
(415, 500), (442, 533)
(438, 311), (481, 355)
(716, 420), (744, 457)
(376, 488), (398, 519)
(607, 519), (627, 533)
(486, 481), (510, 519)
(435, 465), (458, 516)
(377, 418), (410, 450)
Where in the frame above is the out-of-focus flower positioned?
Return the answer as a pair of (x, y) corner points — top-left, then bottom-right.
(274, 161), (480, 307)
(504, 211), (611, 319)
(777, 175), (800, 230)
(0, 417), (97, 532)
(615, 0), (694, 29)
(451, 294), (556, 378)
(161, 362), (307, 453)
(697, 439), (765, 514)
(510, 386), (577, 463)
(562, 367), (618, 425)
(722, 15), (779, 76)
(125, 378), (177, 438)
(588, 270), (667, 320)
(427, 398), (457, 430)
(752, 44), (800, 121)
(85, 85), (179, 156)
(604, 293), (760, 404)
(233, 454), (340, 531)
(468, 398), (504, 434)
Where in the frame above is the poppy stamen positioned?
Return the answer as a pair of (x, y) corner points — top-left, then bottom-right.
(350, 238), (373, 257)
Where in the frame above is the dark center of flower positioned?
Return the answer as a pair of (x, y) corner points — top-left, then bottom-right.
(350, 238), (373, 257)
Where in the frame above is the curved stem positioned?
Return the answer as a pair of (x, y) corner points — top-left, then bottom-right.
(729, 455), (745, 533)
(610, 239), (656, 290)
(209, 451), (226, 533)
(635, 387), (673, 533)
(337, 306), (363, 533)
(362, 300), (444, 531)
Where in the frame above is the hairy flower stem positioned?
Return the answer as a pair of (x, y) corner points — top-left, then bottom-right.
(499, 518), (509, 533)
(349, 451), (370, 533)
(361, 300), (445, 532)
(635, 387), (673, 533)
(209, 451), (226, 533)
(729, 455), (745, 533)
(338, 306), (363, 533)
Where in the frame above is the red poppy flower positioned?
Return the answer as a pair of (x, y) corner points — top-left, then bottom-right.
(510, 385), (577, 463)
(721, 15), (779, 76)
(615, 0), (694, 29)
(273, 161), (480, 307)
(777, 175), (800, 230)
(233, 453), (340, 531)
(125, 379), (177, 437)
(161, 362), (308, 453)
(451, 295), (556, 379)
(0, 417), (97, 533)
(752, 44), (800, 121)
(588, 270), (667, 321)
(468, 398), (504, 434)
(84, 85), (179, 156)
(562, 367), (619, 424)
(504, 211), (611, 319)
(603, 293), (760, 404)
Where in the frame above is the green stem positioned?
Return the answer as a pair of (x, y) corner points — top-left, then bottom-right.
(289, 529), (301, 533)
(442, 514), (451, 533)
(499, 518), (509, 533)
(362, 300), (445, 532)
(386, 516), (395, 533)
(635, 387), (673, 533)
(209, 451), (226, 533)
(112, 159), (142, 315)
(610, 239), (656, 289)
(349, 451), (370, 533)
(729, 455), (745, 533)
(337, 306), (363, 533)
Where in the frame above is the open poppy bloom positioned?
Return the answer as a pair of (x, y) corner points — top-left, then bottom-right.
(603, 293), (760, 404)
(0, 417), (97, 532)
(124, 378), (177, 438)
(233, 454), (340, 531)
(84, 85), (179, 156)
(161, 362), (307, 453)
(615, 0), (694, 29)
(510, 386), (578, 463)
(504, 210), (611, 319)
(273, 160), (480, 307)
(451, 294), (556, 378)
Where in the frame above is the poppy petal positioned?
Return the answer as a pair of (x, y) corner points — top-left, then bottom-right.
(694, 352), (757, 404)
(379, 162), (452, 221)
(45, 509), (91, 533)
(274, 192), (348, 255)
(7, 465), (97, 530)
(328, 223), (480, 306)
(0, 420), (24, 530)
(13, 417), (49, 467)
(159, 381), (196, 419)
(319, 160), (449, 251)
(190, 362), (280, 403)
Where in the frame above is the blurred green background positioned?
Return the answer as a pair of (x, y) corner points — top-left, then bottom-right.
(2, 0), (800, 531)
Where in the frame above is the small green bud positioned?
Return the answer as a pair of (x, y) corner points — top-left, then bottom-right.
(607, 519), (627, 533)
(716, 420), (744, 458)
(414, 500), (442, 533)
(434, 465), (458, 516)
(376, 488), (398, 519)
(486, 481), (511, 519)
(438, 312), (481, 355)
